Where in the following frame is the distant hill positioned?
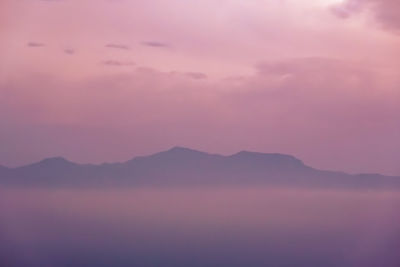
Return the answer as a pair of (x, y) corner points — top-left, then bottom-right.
(1, 147), (399, 190)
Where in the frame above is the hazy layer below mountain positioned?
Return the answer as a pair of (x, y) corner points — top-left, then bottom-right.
(1, 187), (400, 267)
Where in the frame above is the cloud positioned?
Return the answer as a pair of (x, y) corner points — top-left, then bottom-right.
(105, 43), (130, 50)
(331, 0), (400, 32)
(369, 0), (400, 31)
(64, 49), (75, 55)
(27, 42), (45, 47)
(141, 41), (170, 48)
(330, 1), (363, 19)
(184, 72), (208, 80)
(101, 60), (135, 66)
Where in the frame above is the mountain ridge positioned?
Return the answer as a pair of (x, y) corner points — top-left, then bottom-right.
(0, 147), (399, 189)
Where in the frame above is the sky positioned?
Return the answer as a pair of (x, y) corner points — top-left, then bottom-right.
(0, 0), (399, 175)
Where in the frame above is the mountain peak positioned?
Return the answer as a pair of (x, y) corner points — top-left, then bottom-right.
(36, 157), (74, 166)
(131, 146), (212, 163)
(156, 146), (209, 158)
(168, 146), (204, 153)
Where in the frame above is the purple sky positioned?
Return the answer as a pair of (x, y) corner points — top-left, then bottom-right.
(1, 0), (399, 175)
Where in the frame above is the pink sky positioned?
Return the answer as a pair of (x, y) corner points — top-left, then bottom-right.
(0, 0), (399, 175)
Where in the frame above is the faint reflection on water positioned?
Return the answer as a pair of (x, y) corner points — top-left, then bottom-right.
(1, 186), (400, 267)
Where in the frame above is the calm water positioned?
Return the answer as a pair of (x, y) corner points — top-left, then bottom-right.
(1, 186), (400, 267)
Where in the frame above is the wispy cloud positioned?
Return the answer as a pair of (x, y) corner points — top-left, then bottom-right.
(105, 43), (130, 50)
(64, 49), (75, 55)
(141, 41), (170, 48)
(27, 42), (45, 47)
(101, 60), (135, 66)
(185, 72), (208, 80)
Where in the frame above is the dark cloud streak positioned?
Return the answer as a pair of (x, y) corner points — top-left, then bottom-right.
(141, 41), (170, 48)
(64, 49), (75, 55)
(27, 42), (45, 47)
(105, 44), (131, 50)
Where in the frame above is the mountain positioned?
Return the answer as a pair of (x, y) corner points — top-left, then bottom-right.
(0, 165), (10, 175)
(0, 146), (399, 190)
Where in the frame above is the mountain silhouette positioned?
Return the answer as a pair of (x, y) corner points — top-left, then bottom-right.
(1, 146), (399, 189)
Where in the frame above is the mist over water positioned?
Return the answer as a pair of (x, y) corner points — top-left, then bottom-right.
(1, 186), (400, 267)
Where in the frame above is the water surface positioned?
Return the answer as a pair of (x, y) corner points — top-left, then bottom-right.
(1, 186), (399, 266)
